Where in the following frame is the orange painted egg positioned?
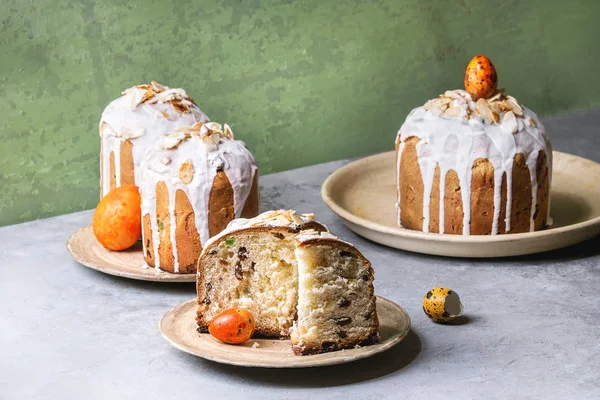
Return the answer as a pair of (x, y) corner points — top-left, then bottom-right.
(464, 55), (498, 100)
(92, 185), (142, 251)
(209, 308), (255, 345)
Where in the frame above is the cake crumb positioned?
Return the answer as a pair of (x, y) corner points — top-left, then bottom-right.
(252, 342), (260, 349)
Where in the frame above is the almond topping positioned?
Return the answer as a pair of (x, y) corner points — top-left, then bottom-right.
(179, 160), (194, 184)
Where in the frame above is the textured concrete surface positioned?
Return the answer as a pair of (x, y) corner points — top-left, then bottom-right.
(1, 109), (599, 399)
(2, 0), (600, 225)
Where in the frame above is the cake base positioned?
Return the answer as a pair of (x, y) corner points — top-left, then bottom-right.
(159, 297), (410, 367)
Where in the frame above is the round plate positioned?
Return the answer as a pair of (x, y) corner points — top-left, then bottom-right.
(159, 296), (410, 368)
(322, 151), (600, 258)
(67, 225), (196, 282)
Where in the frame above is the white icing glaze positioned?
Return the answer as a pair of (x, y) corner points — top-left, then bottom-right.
(396, 90), (552, 235)
(202, 210), (325, 254)
(140, 122), (258, 273)
(99, 81), (209, 197)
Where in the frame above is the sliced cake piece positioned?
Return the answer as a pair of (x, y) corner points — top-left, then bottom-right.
(291, 230), (379, 355)
(196, 210), (327, 337)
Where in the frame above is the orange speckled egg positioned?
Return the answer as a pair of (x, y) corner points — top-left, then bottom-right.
(209, 308), (255, 345)
(422, 287), (464, 323)
(464, 55), (498, 100)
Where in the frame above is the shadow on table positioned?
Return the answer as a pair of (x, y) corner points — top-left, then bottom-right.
(182, 329), (422, 387)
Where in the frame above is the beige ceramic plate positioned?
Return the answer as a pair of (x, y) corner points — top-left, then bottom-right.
(159, 296), (410, 368)
(322, 151), (600, 258)
(67, 225), (196, 282)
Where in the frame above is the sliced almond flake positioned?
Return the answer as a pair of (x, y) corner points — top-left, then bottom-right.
(443, 106), (462, 117)
(223, 124), (234, 139)
(262, 210), (279, 219)
(476, 99), (495, 124)
(424, 97), (451, 111)
(424, 99), (438, 111)
(291, 212), (304, 225)
(453, 95), (467, 105)
(528, 117), (537, 127)
(453, 89), (471, 99)
(159, 133), (186, 149)
(179, 160), (194, 184)
(302, 213), (315, 220)
(139, 89), (155, 105)
(429, 107), (443, 117)
(444, 90), (460, 99)
(171, 102), (189, 114)
(276, 215), (291, 225)
(202, 135), (219, 148)
(489, 102), (504, 115)
(319, 231), (337, 239)
(204, 122), (223, 134)
(488, 88), (505, 102)
(491, 110), (500, 124)
(151, 80), (167, 92)
(285, 210), (295, 221)
(505, 98), (524, 116)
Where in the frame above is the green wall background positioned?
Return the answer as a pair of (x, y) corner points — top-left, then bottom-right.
(1, 0), (599, 226)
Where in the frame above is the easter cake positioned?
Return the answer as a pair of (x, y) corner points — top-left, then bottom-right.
(99, 81), (209, 198)
(395, 55), (552, 235)
(140, 122), (259, 274)
(195, 210), (380, 355)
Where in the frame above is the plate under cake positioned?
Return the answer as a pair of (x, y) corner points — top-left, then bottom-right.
(321, 150), (600, 258)
(195, 209), (380, 355)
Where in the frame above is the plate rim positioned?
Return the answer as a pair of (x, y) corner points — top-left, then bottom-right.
(321, 150), (600, 250)
(66, 225), (196, 283)
(158, 296), (411, 368)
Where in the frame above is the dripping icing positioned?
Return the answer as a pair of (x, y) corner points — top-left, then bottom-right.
(140, 122), (259, 272)
(396, 90), (552, 235)
(99, 82), (209, 198)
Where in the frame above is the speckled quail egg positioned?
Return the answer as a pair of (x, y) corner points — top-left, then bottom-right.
(422, 287), (464, 323)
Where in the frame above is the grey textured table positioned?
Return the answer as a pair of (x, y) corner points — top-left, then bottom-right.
(2, 110), (600, 400)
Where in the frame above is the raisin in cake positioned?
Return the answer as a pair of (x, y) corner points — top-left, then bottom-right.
(196, 209), (379, 355)
(140, 122), (259, 273)
(99, 81), (208, 198)
(396, 90), (551, 235)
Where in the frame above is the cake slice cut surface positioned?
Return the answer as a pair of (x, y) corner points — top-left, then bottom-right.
(292, 230), (379, 355)
(196, 210), (327, 337)
(196, 210), (380, 355)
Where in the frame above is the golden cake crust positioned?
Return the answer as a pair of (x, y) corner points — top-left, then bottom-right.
(142, 172), (260, 273)
(397, 137), (549, 235)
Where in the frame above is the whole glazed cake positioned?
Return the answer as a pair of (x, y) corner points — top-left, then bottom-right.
(99, 81), (209, 198)
(196, 209), (379, 355)
(140, 122), (259, 273)
(395, 55), (552, 235)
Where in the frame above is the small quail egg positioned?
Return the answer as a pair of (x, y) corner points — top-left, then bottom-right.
(422, 287), (464, 323)
(464, 55), (498, 100)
